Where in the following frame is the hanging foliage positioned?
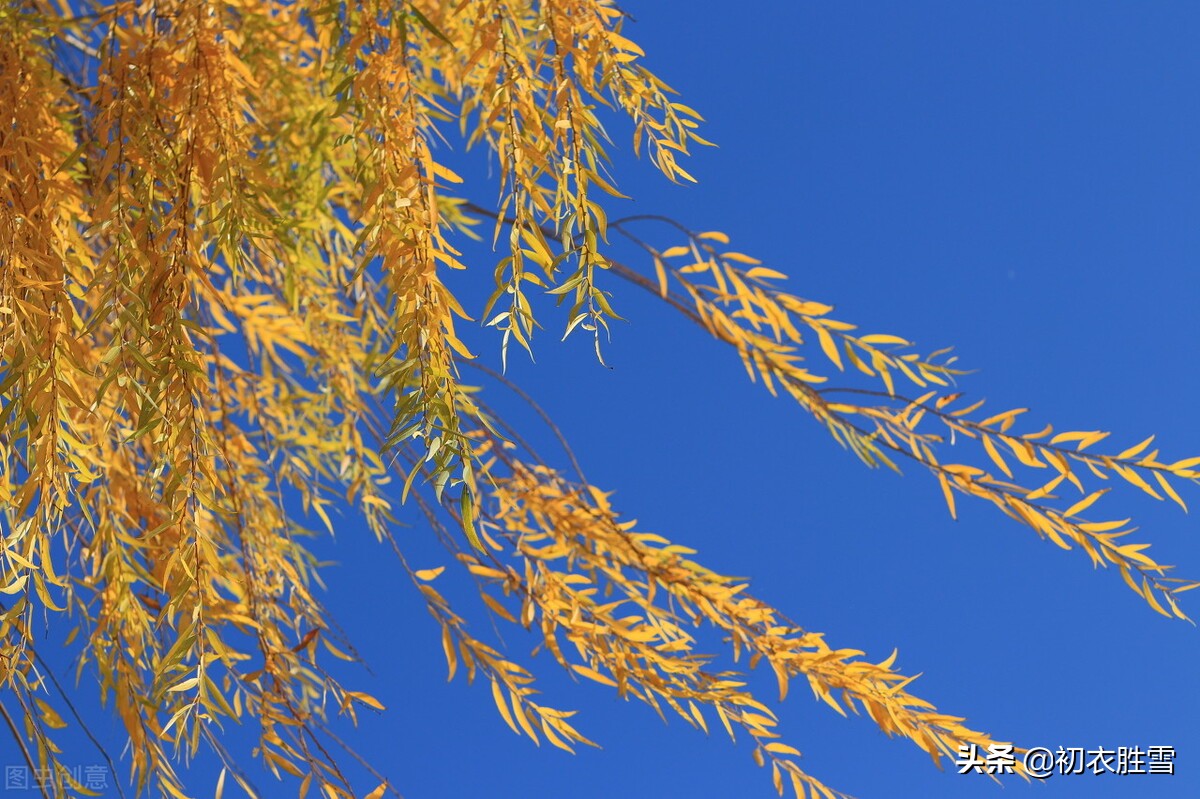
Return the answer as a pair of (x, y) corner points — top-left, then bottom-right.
(0, 2), (1195, 797)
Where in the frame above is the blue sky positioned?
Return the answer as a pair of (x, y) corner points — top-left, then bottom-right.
(21, 2), (1200, 798)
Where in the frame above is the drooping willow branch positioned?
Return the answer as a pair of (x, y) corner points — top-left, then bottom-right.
(460, 201), (1200, 620)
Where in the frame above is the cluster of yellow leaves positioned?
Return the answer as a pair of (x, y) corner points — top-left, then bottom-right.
(0, 0), (730, 795)
(618, 224), (1199, 620)
(0, 1), (1195, 798)
(0, 1), (468, 795)
(410, 559), (599, 756)
(823, 394), (1200, 617)
(419, 455), (1027, 799)
(427, 0), (707, 363)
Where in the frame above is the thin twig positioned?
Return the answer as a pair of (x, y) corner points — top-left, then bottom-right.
(0, 700), (51, 799)
(459, 359), (588, 485)
(314, 721), (404, 799)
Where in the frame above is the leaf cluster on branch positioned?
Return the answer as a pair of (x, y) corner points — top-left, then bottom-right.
(0, 1), (1195, 797)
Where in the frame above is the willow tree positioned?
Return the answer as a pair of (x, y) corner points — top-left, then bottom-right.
(0, 2), (1196, 797)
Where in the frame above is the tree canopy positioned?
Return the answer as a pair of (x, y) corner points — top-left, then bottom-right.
(1, 1), (1197, 797)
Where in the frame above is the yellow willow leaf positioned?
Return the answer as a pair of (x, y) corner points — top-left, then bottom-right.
(688, 701), (709, 733)
(788, 364), (831, 385)
(364, 785), (388, 799)
(1051, 430), (1095, 445)
(1027, 472), (1066, 501)
(893, 357), (926, 387)
(446, 334), (477, 359)
(765, 742), (802, 757)
(461, 489), (483, 551)
(442, 625), (458, 682)
(872, 352), (895, 396)
(792, 772), (818, 799)
(979, 408), (1028, 429)
(1044, 448), (1072, 477)
(1120, 564), (1142, 595)
(698, 231), (730, 243)
(167, 677), (199, 693)
(1116, 465), (1163, 500)
(816, 687), (847, 717)
(587, 168), (630, 199)
(1042, 524), (1074, 551)
(844, 341), (874, 376)
(511, 691), (539, 742)
(1064, 489), (1109, 518)
(715, 704), (736, 741)
(312, 498), (334, 535)
(742, 710), (779, 729)
(935, 392), (963, 409)
(346, 691), (385, 711)
(661, 245), (690, 258)
(857, 334), (909, 346)
(482, 592), (516, 623)
(1077, 430), (1111, 451)
(1142, 579), (1172, 618)
(722, 252), (762, 265)
(950, 398), (987, 418)
(1116, 543), (1157, 568)
(0, 573), (28, 595)
(608, 31), (646, 56)
(571, 663), (618, 687)
(541, 717), (574, 753)
(745, 267), (788, 281)
(1079, 518), (1132, 533)
(772, 660), (789, 701)
(429, 161), (464, 184)
(937, 472), (957, 519)
(34, 698), (66, 730)
(414, 567), (445, 581)
(1024, 423), (1054, 440)
(654, 257), (669, 298)
(163, 780), (192, 799)
(982, 435), (1013, 478)
(814, 324), (842, 370)
(207, 300), (239, 333)
(466, 563), (509, 580)
(1117, 435), (1156, 460)
(905, 389), (939, 413)
(1007, 437), (1046, 468)
(1153, 471), (1188, 513)
(882, 672), (922, 698)
(267, 750), (306, 779)
(783, 297), (834, 316)
(492, 678), (520, 735)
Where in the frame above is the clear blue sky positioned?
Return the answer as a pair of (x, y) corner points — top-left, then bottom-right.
(28, 2), (1200, 798)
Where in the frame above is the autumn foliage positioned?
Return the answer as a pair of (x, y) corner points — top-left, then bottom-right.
(0, 1), (1196, 797)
